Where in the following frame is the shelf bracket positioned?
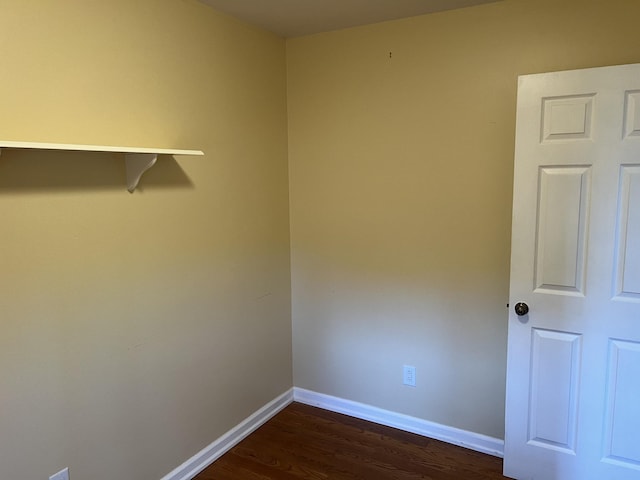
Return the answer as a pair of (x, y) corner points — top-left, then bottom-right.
(125, 153), (158, 193)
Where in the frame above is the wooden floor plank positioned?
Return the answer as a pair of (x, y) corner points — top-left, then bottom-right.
(195, 402), (509, 480)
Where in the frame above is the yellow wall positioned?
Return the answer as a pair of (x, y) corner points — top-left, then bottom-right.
(0, 1), (291, 479)
(287, 0), (640, 439)
(3, 0), (640, 478)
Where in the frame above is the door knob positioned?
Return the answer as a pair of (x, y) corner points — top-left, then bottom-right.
(514, 302), (529, 316)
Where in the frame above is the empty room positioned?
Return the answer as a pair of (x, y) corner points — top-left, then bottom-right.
(1, 1), (638, 479)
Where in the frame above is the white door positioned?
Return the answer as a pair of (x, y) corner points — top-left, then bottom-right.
(504, 64), (640, 480)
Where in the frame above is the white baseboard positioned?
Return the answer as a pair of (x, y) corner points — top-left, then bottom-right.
(159, 388), (294, 480)
(160, 386), (504, 480)
(293, 387), (504, 458)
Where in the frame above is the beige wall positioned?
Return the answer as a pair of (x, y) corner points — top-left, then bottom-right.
(287, 0), (640, 439)
(0, 1), (291, 480)
(3, 0), (640, 477)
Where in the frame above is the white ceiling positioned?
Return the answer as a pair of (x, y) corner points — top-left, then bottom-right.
(198, 0), (501, 38)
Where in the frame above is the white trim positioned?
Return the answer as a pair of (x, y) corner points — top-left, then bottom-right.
(159, 389), (294, 480)
(293, 387), (504, 458)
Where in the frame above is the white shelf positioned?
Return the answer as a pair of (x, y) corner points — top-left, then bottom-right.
(0, 140), (204, 192)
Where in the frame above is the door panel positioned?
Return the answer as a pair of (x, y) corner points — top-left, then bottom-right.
(528, 329), (581, 453)
(603, 340), (640, 469)
(623, 91), (640, 138)
(505, 64), (640, 480)
(614, 166), (640, 299)
(542, 94), (595, 142)
(535, 166), (590, 294)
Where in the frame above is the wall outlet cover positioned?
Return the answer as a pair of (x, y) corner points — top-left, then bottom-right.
(403, 365), (416, 387)
(50, 467), (69, 480)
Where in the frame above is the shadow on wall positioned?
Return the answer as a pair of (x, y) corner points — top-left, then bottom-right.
(0, 149), (193, 193)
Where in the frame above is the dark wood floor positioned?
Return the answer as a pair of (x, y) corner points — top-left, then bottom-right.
(195, 402), (510, 480)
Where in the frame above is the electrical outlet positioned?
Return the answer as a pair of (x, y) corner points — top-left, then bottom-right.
(403, 365), (416, 387)
(49, 467), (69, 480)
